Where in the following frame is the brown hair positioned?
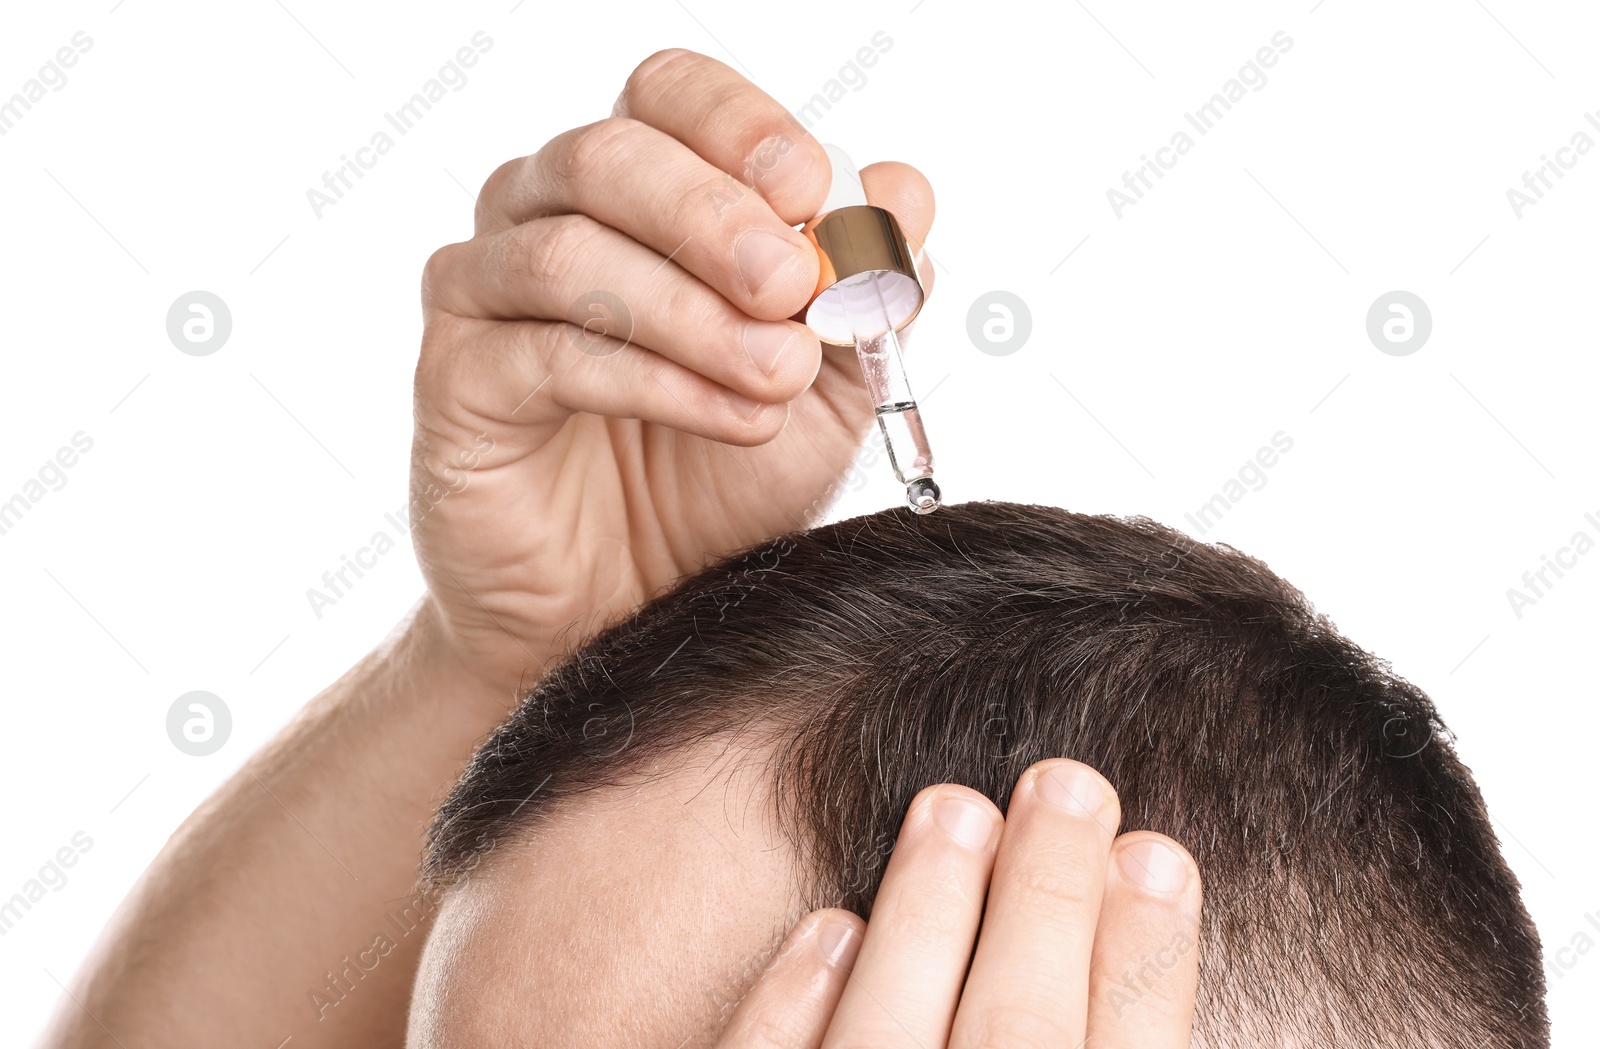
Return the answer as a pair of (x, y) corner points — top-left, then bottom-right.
(424, 501), (1547, 1047)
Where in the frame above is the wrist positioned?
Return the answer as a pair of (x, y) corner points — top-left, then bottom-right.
(378, 594), (533, 720)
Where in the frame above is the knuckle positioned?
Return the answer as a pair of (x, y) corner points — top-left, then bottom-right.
(509, 214), (595, 290)
(662, 277), (726, 339)
(963, 1003), (1073, 1049)
(415, 326), (449, 383)
(476, 155), (525, 210)
(552, 117), (644, 185)
(702, 89), (786, 171)
(759, 332), (819, 399)
(694, 79), (750, 133)
(1007, 851), (1103, 914)
(889, 880), (980, 949)
(529, 317), (574, 365)
(669, 170), (743, 234)
(745, 128), (798, 174)
(418, 312), (469, 361)
(419, 242), (456, 307)
(622, 48), (698, 107)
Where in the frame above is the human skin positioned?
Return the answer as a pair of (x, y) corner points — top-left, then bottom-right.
(408, 738), (1202, 1049)
(40, 48), (1198, 1048)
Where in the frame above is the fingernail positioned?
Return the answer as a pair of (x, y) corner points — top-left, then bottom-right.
(1035, 762), (1110, 817)
(726, 390), (767, 421)
(743, 323), (797, 376)
(817, 918), (861, 969)
(1118, 839), (1190, 894)
(934, 795), (994, 850)
(736, 229), (801, 297)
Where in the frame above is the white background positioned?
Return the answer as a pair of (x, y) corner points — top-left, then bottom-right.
(2, 0), (1596, 1043)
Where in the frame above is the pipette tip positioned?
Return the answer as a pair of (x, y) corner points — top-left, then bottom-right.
(906, 477), (941, 515)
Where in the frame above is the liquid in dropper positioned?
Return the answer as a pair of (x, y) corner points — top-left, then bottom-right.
(852, 323), (941, 514)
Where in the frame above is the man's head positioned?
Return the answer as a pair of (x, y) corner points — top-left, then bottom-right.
(410, 501), (1547, 1048)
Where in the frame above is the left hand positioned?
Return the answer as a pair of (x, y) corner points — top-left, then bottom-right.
(715, 758), (1202, 1048)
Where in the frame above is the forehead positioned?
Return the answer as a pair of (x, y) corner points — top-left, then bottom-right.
(409, 739), (805, 1049)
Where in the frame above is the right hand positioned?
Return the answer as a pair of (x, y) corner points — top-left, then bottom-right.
(716, 759), (1202, 1048)
(411, 48), (936, 689)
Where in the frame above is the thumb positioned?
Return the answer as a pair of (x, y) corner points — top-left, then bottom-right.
(862, 160), (936, 299)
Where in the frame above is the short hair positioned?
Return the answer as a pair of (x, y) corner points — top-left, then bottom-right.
(423, 501), (1548, 1048)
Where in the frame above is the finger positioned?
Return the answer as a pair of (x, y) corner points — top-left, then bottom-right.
(615, 49), (832, 225)
(423, 215), (822, 403)
(474, 118), (819, 320)
(821, 785), (1002, 1049)
(418, 314), (790, 447)
(716, 910), (864, 1049)
(947, 759), (1121, 1049)
(1086, 832), (1203, 1048)
(859, 161), (935, 256)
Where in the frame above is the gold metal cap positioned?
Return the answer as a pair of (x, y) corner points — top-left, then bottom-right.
(800, 204), (925, 347)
